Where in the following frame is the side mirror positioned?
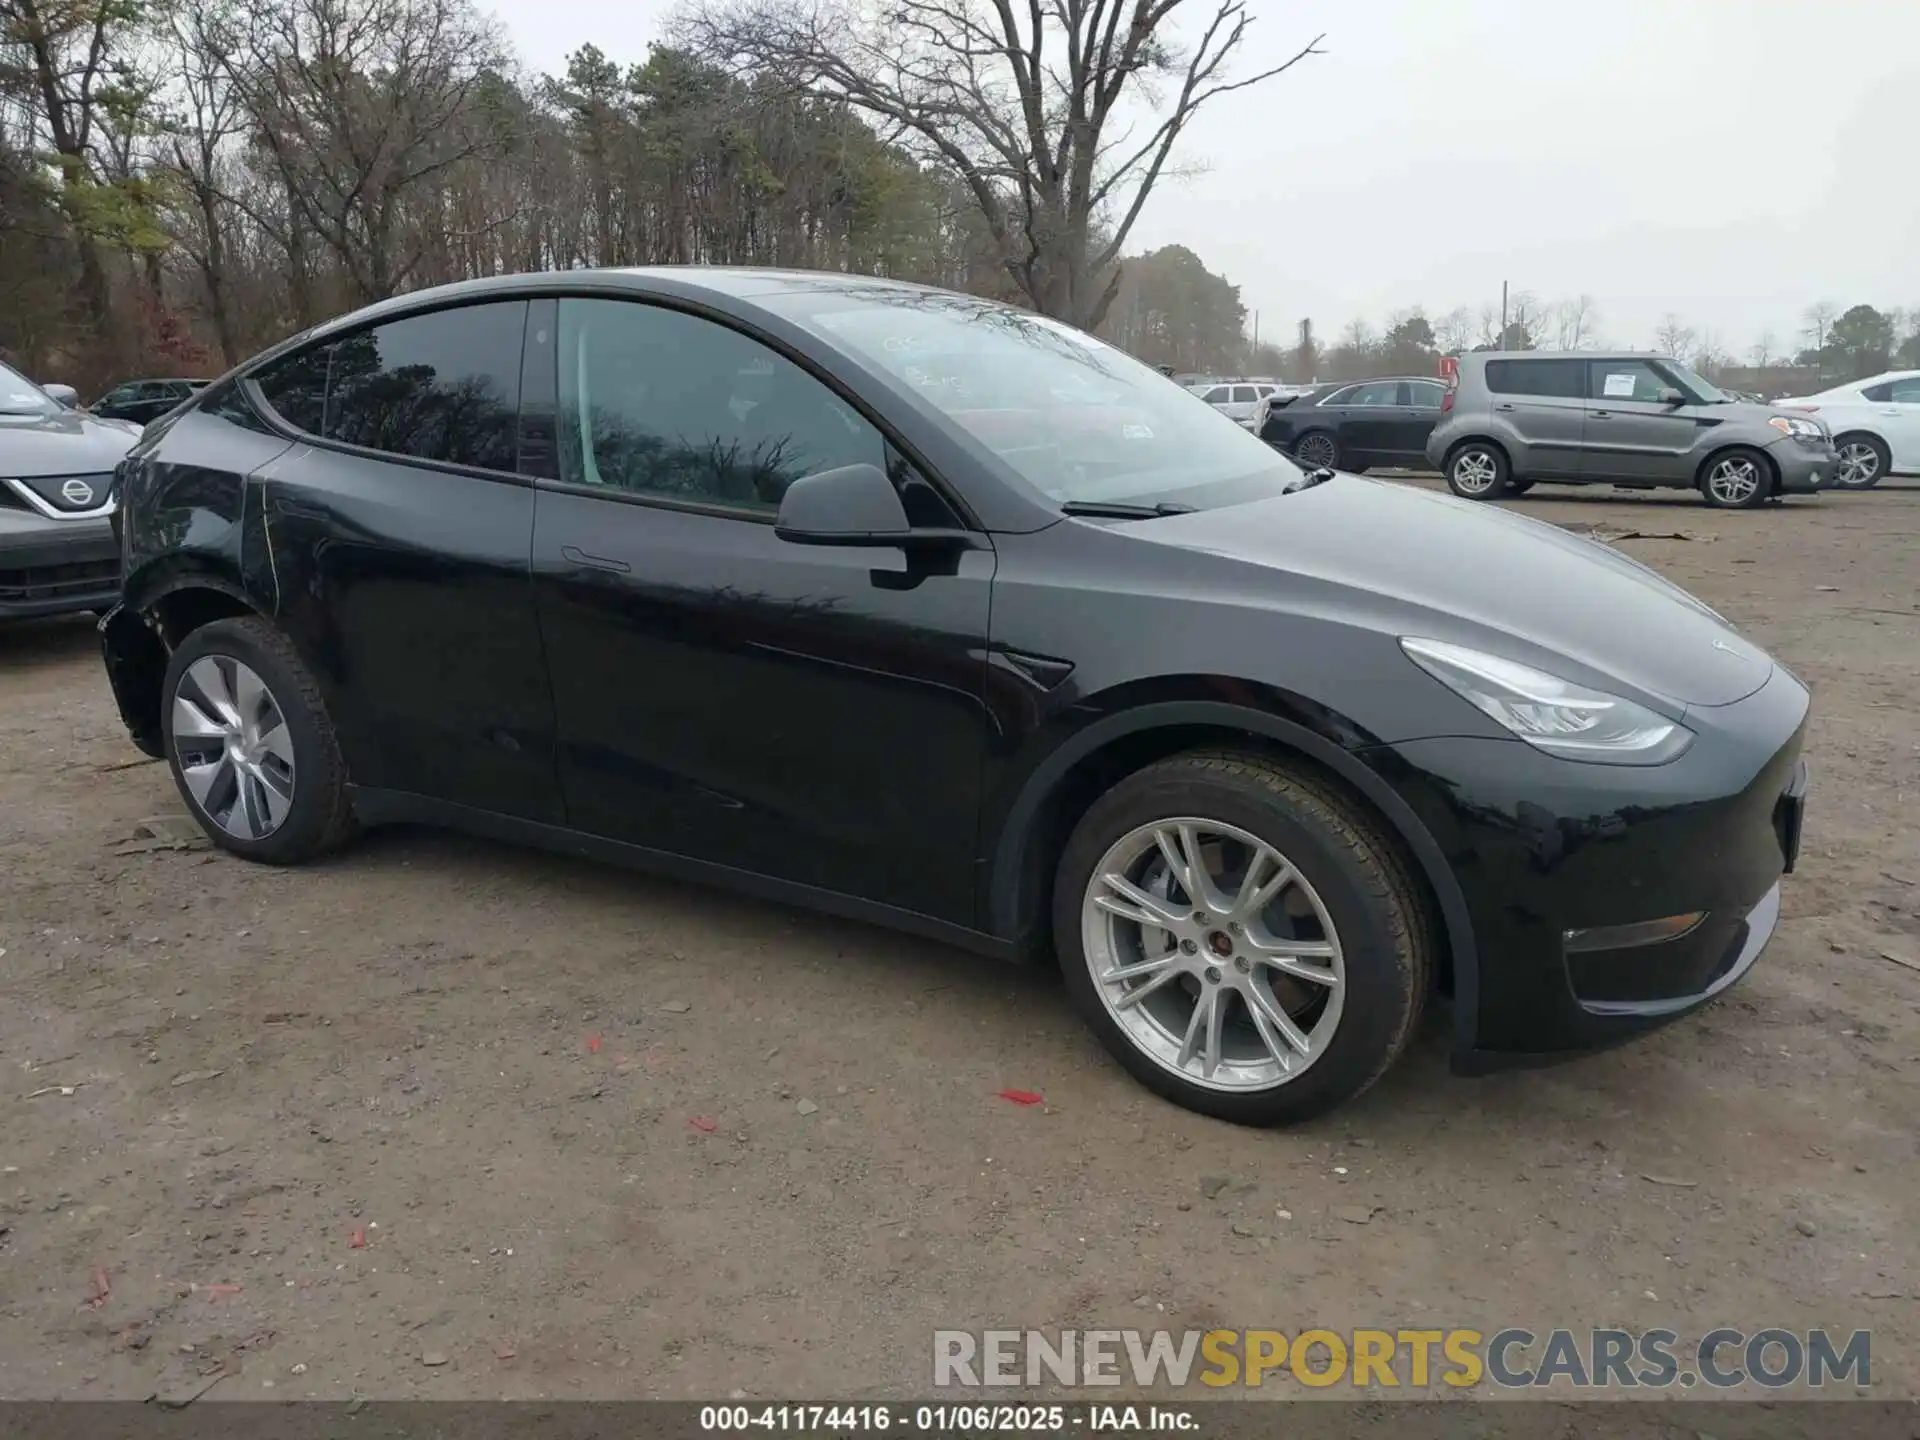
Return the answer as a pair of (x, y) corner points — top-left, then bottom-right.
(773, 462), (977, 551)
(42, 382), (79, 407)
(1655, 387), (1687, 407)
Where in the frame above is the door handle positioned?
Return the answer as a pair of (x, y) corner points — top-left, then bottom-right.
(561, 544), (631, 575)
(1493, 402), (1516, 412)
(1590, 410), (1613, 419)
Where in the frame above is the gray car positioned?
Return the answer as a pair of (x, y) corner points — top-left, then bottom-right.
(1425, 351), (1837, 509)
(1, 359), (137, 621)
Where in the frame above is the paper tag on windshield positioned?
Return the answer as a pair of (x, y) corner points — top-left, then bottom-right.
(1602, 372), (1638, 398)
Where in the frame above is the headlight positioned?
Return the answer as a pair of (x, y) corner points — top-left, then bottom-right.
(1400, 638), (1693, 764)
(1768, 415), (1824, 440)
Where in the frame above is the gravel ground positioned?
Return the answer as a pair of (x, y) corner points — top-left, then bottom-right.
(0, 479), (1915, 1404)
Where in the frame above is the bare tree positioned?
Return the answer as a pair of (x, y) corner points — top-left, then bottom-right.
(1802, 300), (1836, 355)
(226, 0), (511, 305)
(1654, 313), (1694, 359)
(1434, 305), (1473, 355)
(1690, 331), (1729, 379)
(1546, 294), (1597, 350)
(1747, 330), (1776, 369)
(680, 0), (1322, 327)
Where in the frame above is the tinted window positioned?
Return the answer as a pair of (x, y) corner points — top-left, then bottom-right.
(252, 346), (332, 434)
(556, 298), (884, 511)
(1862, 382), (1892, 402)
(1587, 360), (1669, 403)
(1231, 385), (1258, 403)
(1406, 381), (1446, 409)
(1892, 379), (1920, 403)
(1485, 359), (1585, 398)
(1347, 381), (1400, 407)
(1201, 386), (1229, 403)
(324, 302), (525, 471)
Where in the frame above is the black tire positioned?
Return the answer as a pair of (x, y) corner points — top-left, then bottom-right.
(1052, 749), (1432, 1127)
(1698, 447), (1774, 509)
(1506, 479), (1535, 495)
(1292, 431), (1340, 470)
(1833, 432), (1889, 490)
(161, 616), (357, 864)
(1444, 441), (1509, 500)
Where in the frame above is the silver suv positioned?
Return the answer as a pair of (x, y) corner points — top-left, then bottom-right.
(1425, 352), (1838, 509)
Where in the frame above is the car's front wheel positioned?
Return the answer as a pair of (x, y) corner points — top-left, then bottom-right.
(1053, 750), (1432, 1126)
(1833, 433), (1889, 490)
(1444, 442), (1508, 500)
(1699, 448), (1773, 509)
(161, 616), (357, 864)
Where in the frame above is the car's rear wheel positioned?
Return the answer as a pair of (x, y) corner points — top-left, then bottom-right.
(1833, 433), (1889, 490)
(161, 616), (356, 864)
(1053, 750), (1431, 1126)
(1293, 431), (1339, 470)
(1700, 448), (1773, 509)
(1445, 442), (1508, 500)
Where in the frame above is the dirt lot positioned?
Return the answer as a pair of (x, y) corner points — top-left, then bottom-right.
(1, 479), (1916, 1405)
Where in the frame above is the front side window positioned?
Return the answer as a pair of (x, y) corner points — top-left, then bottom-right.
(324, 302), (526, 471)
(1201, 386), (1229, 403)
(1865, 378), (1920, 402)
(1406, 381), (1447, 410)
(1346, 381), (1400, 407)
(1231, 385), (1258, 404)
(556, 298), (884, 512)
(777, 285), (1306, 512)
(1588, 360), (1670, 403)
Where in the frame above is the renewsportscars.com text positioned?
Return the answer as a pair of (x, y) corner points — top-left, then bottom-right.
(933, 1327), (1871, 1390)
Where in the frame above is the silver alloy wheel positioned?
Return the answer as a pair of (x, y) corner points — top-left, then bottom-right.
(1836, 440), (1882, 487)
(1294, 433), (1337, 469)
(171, 655), (297, 840)
(1705, 455), (1762, 506)
(1451, 449), (1499, 495)
(1081, 817), (1346, 1092)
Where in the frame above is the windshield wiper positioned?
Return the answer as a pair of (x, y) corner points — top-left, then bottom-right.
(1289, 466), (1336, 490)
(1058, 500), (1196, 519)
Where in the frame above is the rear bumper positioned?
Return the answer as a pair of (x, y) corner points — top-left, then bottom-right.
(1363, 664), (1810, 1069)
(0, 512), (120, 618)
(1767, 437), (1837, 493)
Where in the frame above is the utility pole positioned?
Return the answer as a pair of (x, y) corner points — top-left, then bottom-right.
(1500, 281), (1509, 349)
(1251, 310), (1260, 368)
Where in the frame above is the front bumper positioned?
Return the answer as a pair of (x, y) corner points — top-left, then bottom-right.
(1365, 664), (1810, 1070)
(0, 511), (120, 619)
(1767, 436), (1838, 493)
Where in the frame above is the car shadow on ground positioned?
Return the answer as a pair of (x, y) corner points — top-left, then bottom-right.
(0, 614), (101, 668)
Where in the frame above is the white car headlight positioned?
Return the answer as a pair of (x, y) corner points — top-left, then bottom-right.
(1400, 638), (1693, 764)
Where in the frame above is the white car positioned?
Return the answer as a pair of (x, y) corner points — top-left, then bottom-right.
(1192, 380), (1282, 429)
(1773, 369), (1920, 489)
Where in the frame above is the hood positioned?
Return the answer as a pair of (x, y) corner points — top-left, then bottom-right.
(0, 407), (141, 478)
(1135, 477), (1773, 710)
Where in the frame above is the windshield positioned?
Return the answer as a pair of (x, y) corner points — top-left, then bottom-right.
(1661, 360), (1731, 404)
(0, 360), (56, 417)
(784, 287), (1306, 511)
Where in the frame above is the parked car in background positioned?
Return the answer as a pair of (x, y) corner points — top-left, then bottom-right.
(1773, 369), (1920, 490)
(98, 268), (1809, 1125)
(92, 377), (212, 426)
(1258, 376), (1447, 472)
(1193, 380), (1285, 429)
(0, 358), (138, 621)
(1426, 352), (1837, 509)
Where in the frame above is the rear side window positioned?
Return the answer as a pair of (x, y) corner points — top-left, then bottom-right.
(1484, 359), (1585, 398)
(1231, 385), (1258, 404)
(325, 302), (527, 471)
(1406, 380), (1447, 409)
(1201, 386), (1228, 403)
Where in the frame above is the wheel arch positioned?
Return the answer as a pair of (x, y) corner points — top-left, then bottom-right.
(1444, 434), (1512, 469)
(101, 567), (270, 758)
(1694, 441), (1778, 494)
(983, 701), (1479, 1025)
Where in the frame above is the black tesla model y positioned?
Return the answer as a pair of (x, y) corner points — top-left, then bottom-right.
(98, 270), (1810, 1124)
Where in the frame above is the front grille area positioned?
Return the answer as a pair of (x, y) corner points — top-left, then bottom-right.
(0, 557), (120, 604)
(0, 482), (31, 512)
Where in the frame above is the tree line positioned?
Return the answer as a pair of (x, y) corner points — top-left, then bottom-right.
(0, 0), (1314, 389)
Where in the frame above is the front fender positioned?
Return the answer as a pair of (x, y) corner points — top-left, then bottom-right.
(981, 697), (1481, 1061)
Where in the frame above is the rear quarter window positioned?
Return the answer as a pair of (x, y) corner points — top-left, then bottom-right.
(1484, 359), (1584, 398)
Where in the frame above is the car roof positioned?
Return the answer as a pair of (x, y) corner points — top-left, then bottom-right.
(1463, 350), (1667, 363)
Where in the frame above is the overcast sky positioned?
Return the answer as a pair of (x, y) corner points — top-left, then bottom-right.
(487, 0), (1919, 357)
